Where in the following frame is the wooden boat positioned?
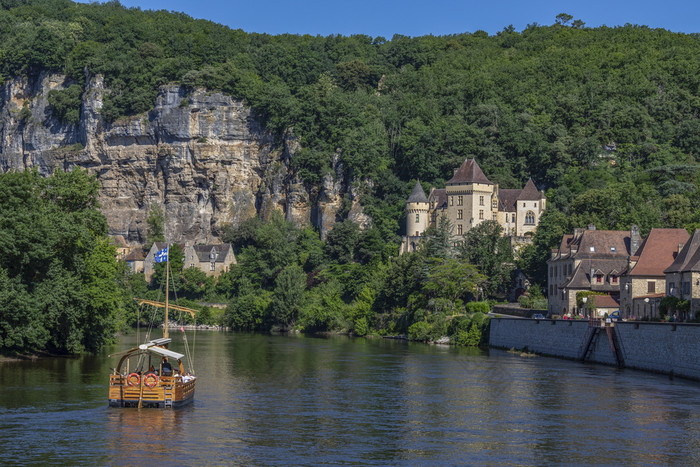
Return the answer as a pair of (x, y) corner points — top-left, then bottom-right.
(108, 246), (198, 408)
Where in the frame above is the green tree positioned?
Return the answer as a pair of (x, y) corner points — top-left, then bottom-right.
(270, 264), (307, 328)
(146, 206), (165, 249)
(0, 169), (121, 354)
(459, 220), (514, 298)
(422, 258), (485, 314)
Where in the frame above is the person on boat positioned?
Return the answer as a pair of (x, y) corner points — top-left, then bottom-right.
(162, 358), (173, 376)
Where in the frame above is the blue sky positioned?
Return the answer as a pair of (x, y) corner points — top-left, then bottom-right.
(77, 0), (699, 37)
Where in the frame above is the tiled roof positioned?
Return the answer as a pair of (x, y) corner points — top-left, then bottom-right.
(429, 188), (447, 209)
(407, 180), (428, 203)
(498, 189), (521, 212)
(563, 258), (629, 290)
(517, 178), (542, 200)
(124, 249), (145, 261)
(629, 228), (689, 276)
(556, 229), (630, 260)
(665, 229), (700, 273)
(110, 235), (129, 248)
(592, 294), (620, 309)
(446, 158), (493, 185)
(191, 244), (233, 263)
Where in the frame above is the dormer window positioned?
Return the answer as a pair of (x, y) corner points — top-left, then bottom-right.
(596, 275), (603, 283)
(590, 246), (595, 252)
(610, 247), (616, 252)
(611, 276), (618, 284)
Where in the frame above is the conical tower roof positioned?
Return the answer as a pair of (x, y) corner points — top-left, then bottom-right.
(446, 159), (493, 185)
(517, 178), (541, 200)
(407, 180), (428, 203)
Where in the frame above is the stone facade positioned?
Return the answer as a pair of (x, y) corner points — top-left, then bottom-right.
(618, 228), (689, 318)
(664, 229), (700, 319)
(400, 159), (546, 254)
(547, 225), (633, 317)
(183, 243), (236, 277)
(550, 226), (690, 319)
(144, 242), (236, 281)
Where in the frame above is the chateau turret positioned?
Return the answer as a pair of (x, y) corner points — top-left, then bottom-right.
(400, 181), (429, 254)
(406, 180), (429, 237)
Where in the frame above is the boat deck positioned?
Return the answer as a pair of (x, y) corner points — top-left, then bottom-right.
(108, 374), (196, 409)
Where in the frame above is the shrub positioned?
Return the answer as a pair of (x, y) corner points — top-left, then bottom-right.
(353, 316), (368, 336)
(408, 321), (431, 341)
(466, 301), (490, 314)
(48, 85), (83, 124)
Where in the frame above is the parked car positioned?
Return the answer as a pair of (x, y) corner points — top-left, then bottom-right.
(608, 310), (621, 321)
(533, 313), (546, 320)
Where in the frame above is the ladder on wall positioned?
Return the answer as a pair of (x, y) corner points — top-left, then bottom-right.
(605, 325), (625, 368)
(579, 325), (600, 362)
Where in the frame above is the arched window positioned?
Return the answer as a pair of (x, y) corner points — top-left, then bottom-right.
(525, 211), (535, 225)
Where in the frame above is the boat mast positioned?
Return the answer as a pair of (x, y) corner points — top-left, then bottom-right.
(164, 244), (169, 339)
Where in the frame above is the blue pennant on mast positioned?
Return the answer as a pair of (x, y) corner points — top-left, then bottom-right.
(154, 246), (169, 263)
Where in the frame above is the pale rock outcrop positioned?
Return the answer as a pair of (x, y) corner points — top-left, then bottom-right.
(0, 74), (373, 243)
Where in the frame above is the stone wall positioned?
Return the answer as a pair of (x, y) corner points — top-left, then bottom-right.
(489, 317), (700, 380)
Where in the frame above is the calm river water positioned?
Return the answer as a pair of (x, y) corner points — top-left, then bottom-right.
(2, 332), (700, 465)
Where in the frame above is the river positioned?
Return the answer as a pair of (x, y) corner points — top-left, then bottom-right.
(2, 331), (700, 465)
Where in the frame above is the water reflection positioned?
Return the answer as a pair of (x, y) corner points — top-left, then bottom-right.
(2, 332), (700, 465)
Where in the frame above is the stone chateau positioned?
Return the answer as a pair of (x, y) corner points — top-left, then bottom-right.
(400, 158), (546, 254)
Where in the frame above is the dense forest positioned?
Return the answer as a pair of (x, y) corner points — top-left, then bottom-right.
(1, 0), (699, 353)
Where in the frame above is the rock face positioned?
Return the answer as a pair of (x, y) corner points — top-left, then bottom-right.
(0, 74), (368, 243)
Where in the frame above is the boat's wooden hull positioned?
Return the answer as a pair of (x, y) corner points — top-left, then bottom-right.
(108, 375), (195, 409)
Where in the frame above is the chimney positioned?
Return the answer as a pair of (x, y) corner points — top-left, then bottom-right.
(574, 227), (584, 239)
(587, 224), (596, 230)
(630, 224), (640, 255)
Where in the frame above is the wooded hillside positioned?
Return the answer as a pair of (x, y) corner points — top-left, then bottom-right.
(1, 0), (699, 289)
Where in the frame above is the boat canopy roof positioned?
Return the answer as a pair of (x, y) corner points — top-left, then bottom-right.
(139, 345), (184, 360)
(110, 338), (184, 362)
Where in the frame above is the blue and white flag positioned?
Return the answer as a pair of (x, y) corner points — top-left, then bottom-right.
(154, 246), (169, 263)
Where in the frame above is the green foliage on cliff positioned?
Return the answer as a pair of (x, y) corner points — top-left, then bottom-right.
(0, 169), (126, 354)
(47, 84), (82, 124)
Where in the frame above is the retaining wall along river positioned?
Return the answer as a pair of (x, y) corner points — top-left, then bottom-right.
(489, 317), (700, 380)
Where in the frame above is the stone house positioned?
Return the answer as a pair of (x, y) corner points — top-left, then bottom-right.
(587, 294), (620, 317)
(664, 229), (700, 319)
(124, 249), (145, 274)
(400, 158), (546, 254)
(547, 225), (635, 317)
(144, 242), (237, 282)
(110, 235), (131, 259)
(183, 244), (236, 277)
(619, 228), (689, 319)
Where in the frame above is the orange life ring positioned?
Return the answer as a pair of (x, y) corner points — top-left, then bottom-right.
(143, 372), (159, 388)
(127, 372), (140, 386)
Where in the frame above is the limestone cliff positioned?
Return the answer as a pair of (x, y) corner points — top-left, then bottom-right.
(0, 74), (369, 243)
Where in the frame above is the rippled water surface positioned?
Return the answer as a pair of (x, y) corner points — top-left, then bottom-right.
(2, 332), (700, 465)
